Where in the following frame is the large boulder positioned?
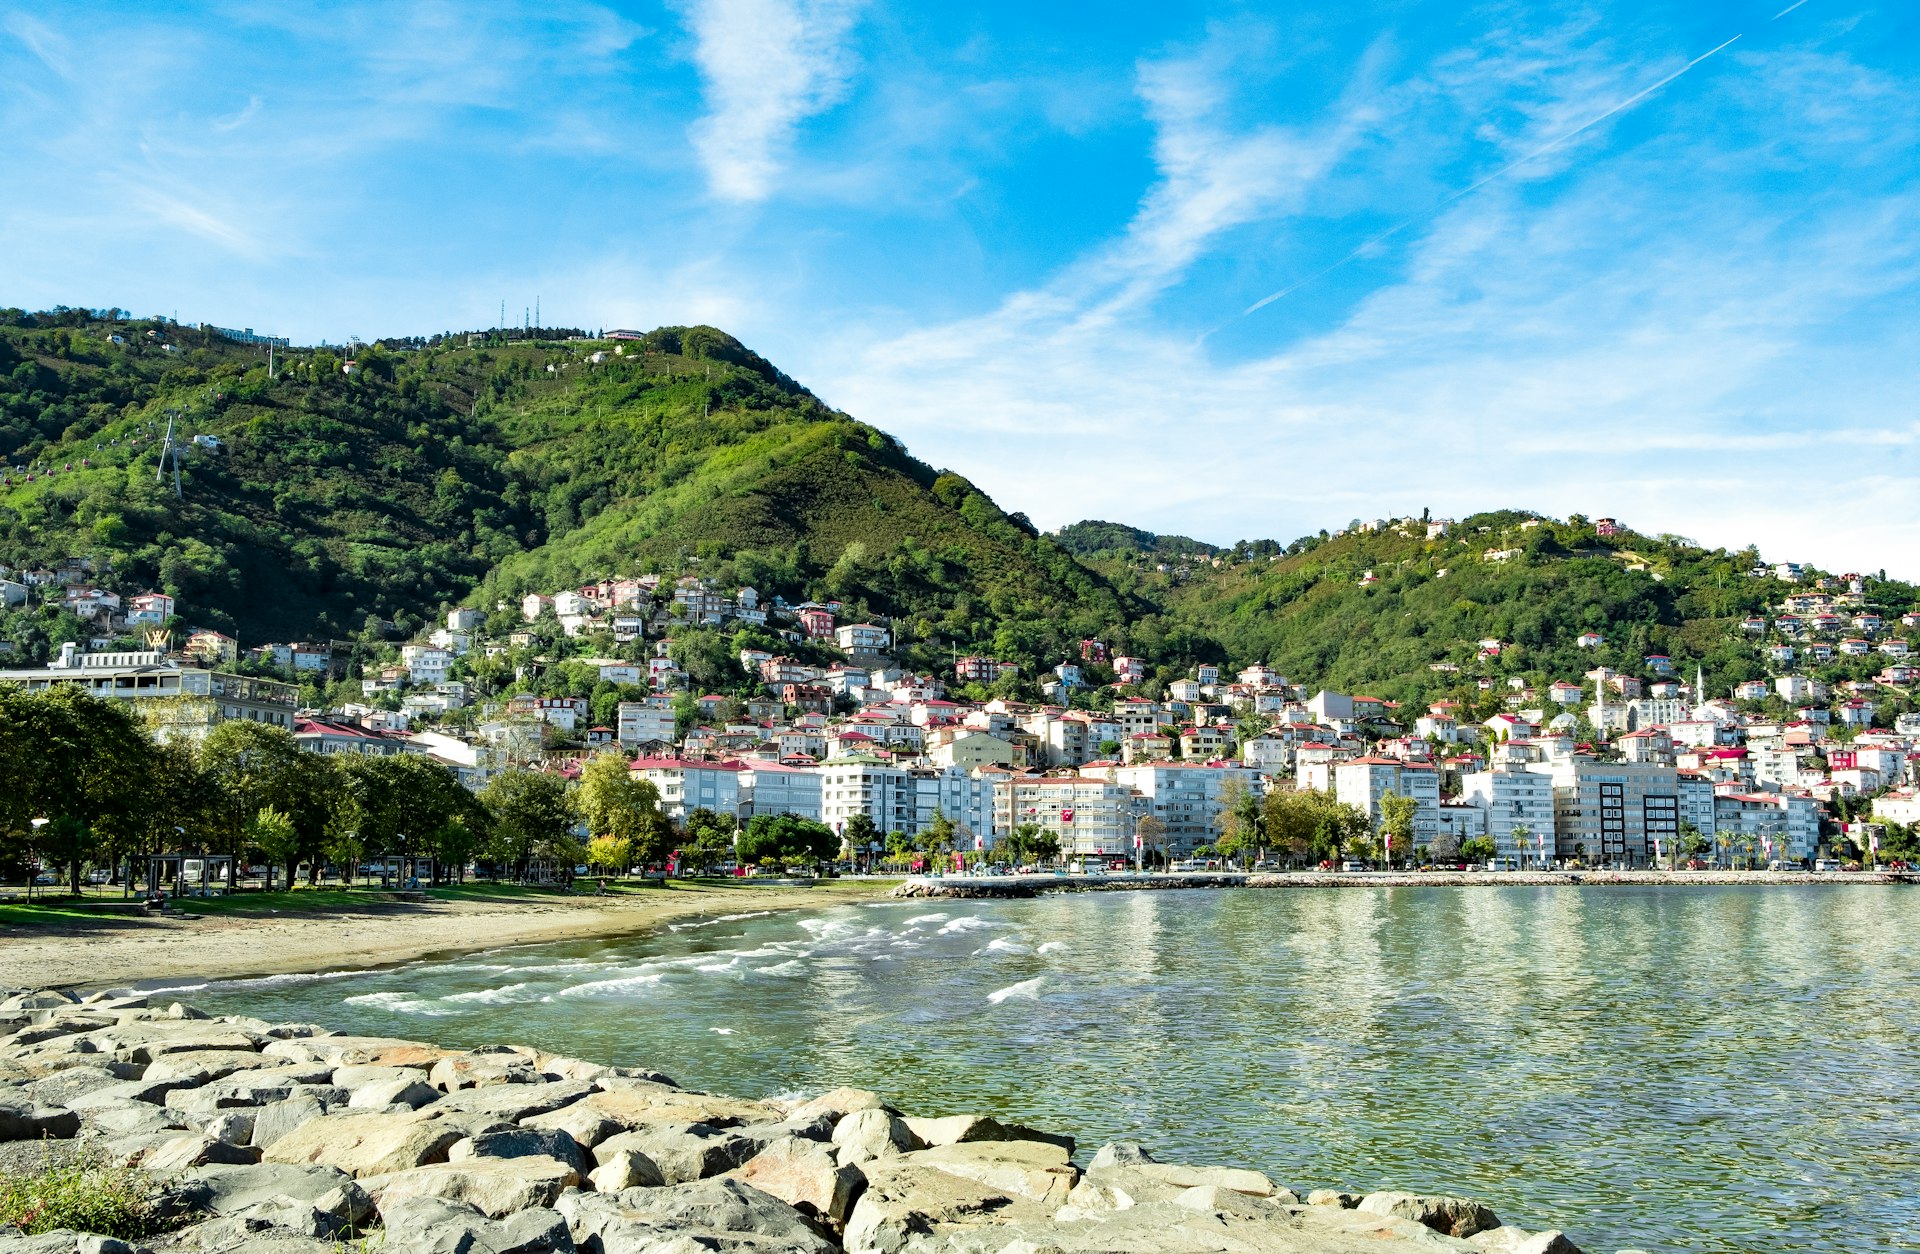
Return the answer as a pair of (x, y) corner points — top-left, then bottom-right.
(1358, 1190), (1501, 1238)
(1469, 1226), (1585, 1254)
(346, 1077), (442, 1111)
(785, 1087), (890, 1124)
(592, 1122), (759, 1184)
(249, 1094), (326, 1150)
(900, 1114), (1009, 1148)
(843, 1157), (1051, 1254)
(164, 1160), (375, 1228)
(360, 1154), (581, 1219)
(430, 1080), (592, 1124)
(261, 1108), (467, 1177)
(557, 1178), (835, 1254)
(894, 1139), (1078, 1205)
(428, 1049), (544, 1091)
(0, 1094), (81, 1141)
(142, 1132), (263, 1170)
(829, 1108), (923, 1166)
(737, 1135), (866, 1227)
(376, 1194), (576, 1253)
(143, 1049), (279, 1084)
(261, 1036), (450, 1068)
(589, 1147), (666, 1192)
(449, 1126), (591, 1176)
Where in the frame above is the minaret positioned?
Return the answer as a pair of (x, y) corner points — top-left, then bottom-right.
(1694, 663), (1706, 714)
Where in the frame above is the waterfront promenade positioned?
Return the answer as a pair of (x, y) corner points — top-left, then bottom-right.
(895, 866), (1919, 897)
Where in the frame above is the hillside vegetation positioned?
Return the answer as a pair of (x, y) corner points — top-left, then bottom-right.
(3, 307), (1913, 711)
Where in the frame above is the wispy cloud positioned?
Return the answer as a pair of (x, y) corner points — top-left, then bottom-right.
(818, 14), (1920, 572)
(681, 0), (864, 201)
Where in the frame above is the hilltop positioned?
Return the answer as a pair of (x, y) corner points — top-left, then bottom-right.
(2, 306), (1915, 716)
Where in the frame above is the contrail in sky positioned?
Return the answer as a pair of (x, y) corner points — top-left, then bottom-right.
(1773, 0), (1812, 18)
(1244, 33), (1745, 315)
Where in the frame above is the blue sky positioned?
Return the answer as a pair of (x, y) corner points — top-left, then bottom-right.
(3, 1), (1917, 572)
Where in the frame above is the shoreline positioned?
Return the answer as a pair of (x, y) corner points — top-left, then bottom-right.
(0, 880), (894, 993)
(895, 866), (1918, 897)
(0, 988), (1592, 1253)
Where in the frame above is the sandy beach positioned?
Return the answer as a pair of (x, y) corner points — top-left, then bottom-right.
(0, 880), (894, 993)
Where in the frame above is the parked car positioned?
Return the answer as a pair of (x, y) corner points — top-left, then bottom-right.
(85, 869), (111, 884)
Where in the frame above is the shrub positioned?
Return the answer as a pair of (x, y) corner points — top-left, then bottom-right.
(0, 1147), (166, 1238)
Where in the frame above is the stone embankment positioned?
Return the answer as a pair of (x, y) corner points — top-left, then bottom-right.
(893, 868), (1917, 898)
(0, 987), (1596, 1254)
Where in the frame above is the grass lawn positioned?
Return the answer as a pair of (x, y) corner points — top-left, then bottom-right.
(0, 876), (888, 927)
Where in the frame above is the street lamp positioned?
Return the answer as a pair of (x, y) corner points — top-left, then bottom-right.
(28, 818), (49, 901)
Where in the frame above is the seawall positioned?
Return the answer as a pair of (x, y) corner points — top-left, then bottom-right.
(893, 868), (1917, 898)
(0, 987), (1595, 1253)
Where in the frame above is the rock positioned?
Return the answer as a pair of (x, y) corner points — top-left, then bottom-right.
(84, 1102), (190, 1139)
(431, 1080), (591, 1124)
(1307, 1187), (1359, 1208)
(1358, 1190), (1501, 1238)
(334, 1063), (433, 1089)
(164, 1160), (374, 1227)
(377, 1195), (576, 1253)
(143, 1132), (263, 1170)
(830, 1108), (923, 1166)
(738, 1135), (865, 1227)
(260, 1036), (448, 1067)
(25, 1067), (124, 1109)
(346, 1077), (442, 1110)
(894, 1139), (1078, 1205)
(1132, 1161), (1279, 1197)
(161, 1213), (348, 1252)
(202, 1110), (256, 1145)
(449, 1126), (590, 1175)
(167, 1002), (211, 1019)
(1470, 1227), (1585, 1254)
(1171, 1183), (1285, 1217)
(844, 1157), (1049, 1254)
(75, 1236), (150, 1254)
(1089, 1141), (1155, 1167)
(250, 1094), (325, 1149)
(786, 1086), (890, 1124)
(360, 1153), (581, 1218)
(590, 1148), (666, 1192)
(428, 1050), (543, 1091)
(101, 1022), (262, 1062)
(261, 1108), (467, 1177)
(0, 1095), (80, 1140)
(65, 1077), (198, 1110)
(141, 1049), (276, 1084)
(901, 1114), (1009, 1147)
(521, 1103), (627, 1151)
(593, 1122), (758, 1184)
(558, 1178), (835, 1254)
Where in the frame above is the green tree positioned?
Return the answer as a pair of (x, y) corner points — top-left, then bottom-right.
(1378, 790), (1419, 868)
(479, 769), (577, 877)
(248, 806), (300, 888)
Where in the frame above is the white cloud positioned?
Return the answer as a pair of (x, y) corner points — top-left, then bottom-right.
(812, 21), (1920, 575)
(682, 0), (864, 201)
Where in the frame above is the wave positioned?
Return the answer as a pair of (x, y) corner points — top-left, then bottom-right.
(442, 983), (533, 1005)
(556, 972), (668, 997)
(904, 913), (950, 926)
(987, 977), (1044, 1004)
(981, 937), (1031, 955)
(939, 916), (999, 935)
(341, 990), (455, 1016)
(670, 910), (775, 931)
(754, 960), (806, 976)
(1036, 941), (1067, 955)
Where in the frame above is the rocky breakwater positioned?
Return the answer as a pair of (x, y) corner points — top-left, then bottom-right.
(1, 987), (1597, 1254)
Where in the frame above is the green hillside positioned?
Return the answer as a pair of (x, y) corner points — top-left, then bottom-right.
(0, 312), (1132, 666)
(2, 306), (1914, 717)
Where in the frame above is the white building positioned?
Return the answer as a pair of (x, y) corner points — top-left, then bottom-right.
(400, 644), (453, 686)
(1460, 766), (1556, 867)
(1528, 757), (1689, 866)
(993, 774), (1141, 862)
(628, 756), (744, 820)
(739, 761), (824, 822)
(1334, 757), (1441, 849)
(616, 699), (676, 747)
(834, 623), (891, 654)
(1098, 762), (1261, 856)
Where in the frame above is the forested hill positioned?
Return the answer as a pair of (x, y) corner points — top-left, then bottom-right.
(1, 307), (1912, 710)
(0, 312), (1133, 659)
